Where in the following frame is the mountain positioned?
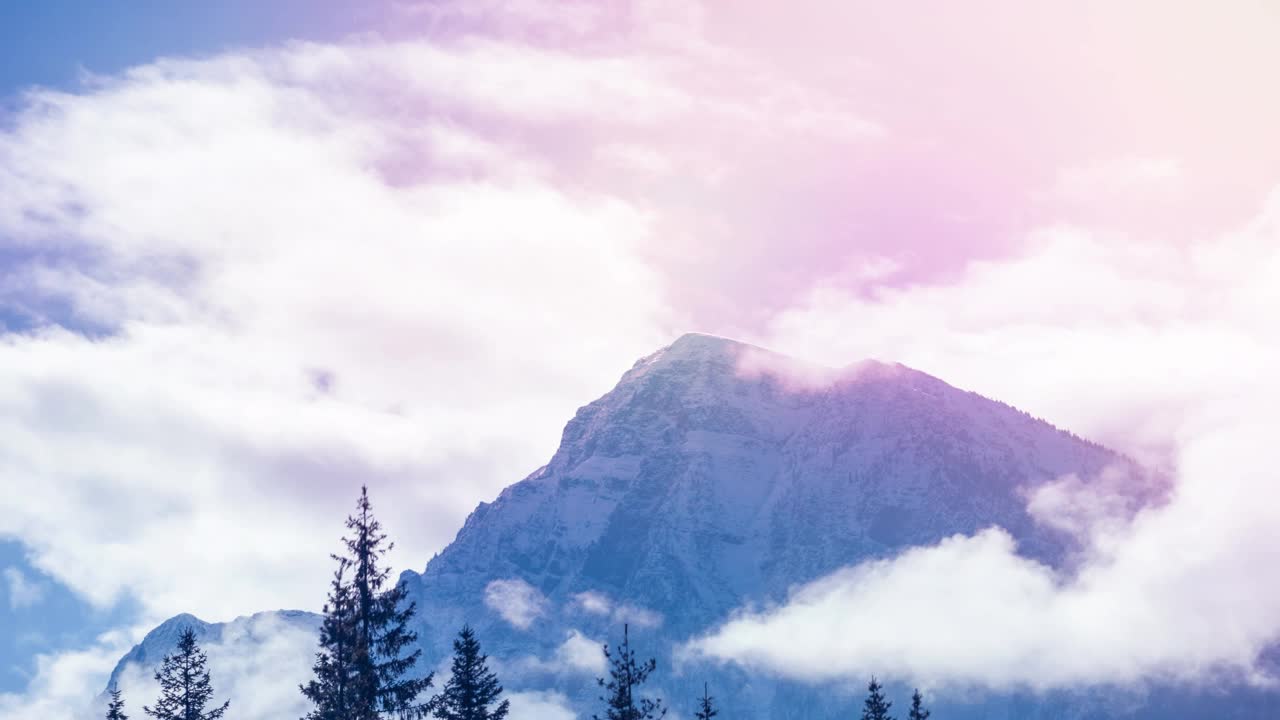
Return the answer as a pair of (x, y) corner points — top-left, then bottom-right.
(110, 333), (1276, 719)
(102, 610), (321, 718)
(396, 332), (1161, 717)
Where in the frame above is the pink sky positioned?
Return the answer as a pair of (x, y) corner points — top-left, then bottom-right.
(423, 0), (1280, 326)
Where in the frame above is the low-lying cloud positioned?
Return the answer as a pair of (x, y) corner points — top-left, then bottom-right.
(688, 192), (1280, 692)
(485, 579), (549, 630)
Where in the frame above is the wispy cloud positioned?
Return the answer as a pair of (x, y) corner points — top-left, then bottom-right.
(3, 567), (46, 610)
(485, 579), (548, 630)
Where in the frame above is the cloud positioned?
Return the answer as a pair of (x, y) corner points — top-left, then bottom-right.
(570, 591), (611, 616)
(567, 590), (661, 628)
(484, 579), (548, 630)
(555, 630), (606, 675)
(1055, 156), (1184, 199)
(3, 566), (46, 610)
(686, 189), (1280, 691)
(612, 604), (663, 630)
(0, 32), (680, 628)
(0, 628), (136, 720)
(506, 689), (577, 720)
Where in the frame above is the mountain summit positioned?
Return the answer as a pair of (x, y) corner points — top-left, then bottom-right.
(409, 331), (1137, 623)
(391, 333), (1159, 716)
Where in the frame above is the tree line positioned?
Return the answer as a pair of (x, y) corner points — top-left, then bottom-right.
(102, 486), (935, 720)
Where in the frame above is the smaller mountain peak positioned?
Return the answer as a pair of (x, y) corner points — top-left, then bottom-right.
(153, 612), (206, 631)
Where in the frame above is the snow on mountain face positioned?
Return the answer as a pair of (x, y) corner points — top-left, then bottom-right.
(111, 333), (1193, 719)
(392, 333), (1173, 717)
(406, 333), (1148, 635)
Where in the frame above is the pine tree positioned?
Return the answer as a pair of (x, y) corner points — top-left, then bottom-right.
(694, 682), (717, 720)
(907, 689), (930, 720)
(143, 628), (229, 720)
(860, 677), (893, 720)
(594, 624), (666, 720)
(301, 557), (358, 720)
(106, 687), (128, 720)
(343, 485), (433, 720)
(430, 625), (510, 720)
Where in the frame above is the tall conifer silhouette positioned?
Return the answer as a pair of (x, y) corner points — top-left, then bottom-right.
(301, 558), (357, 720)
(348, 486), (432, 719)
(105, 687), (128, 720)
(694, 682), (717, 720)
(430, 625), (509, 720)
(907, 689), (930, 720)
(860, 678), (893, 720)
(594, 624), (666, 720)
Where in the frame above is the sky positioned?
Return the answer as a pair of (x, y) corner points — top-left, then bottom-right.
(1, 0), (1279, 717)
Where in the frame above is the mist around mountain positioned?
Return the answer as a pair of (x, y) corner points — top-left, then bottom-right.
(102, 334), (1276, 720)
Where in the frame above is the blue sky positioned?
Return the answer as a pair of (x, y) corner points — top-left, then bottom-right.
(1, 542), (139, 692)
(0, 1), (376, 97)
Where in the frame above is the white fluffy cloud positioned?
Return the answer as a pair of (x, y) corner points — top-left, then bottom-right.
(687, 190), (1280, 691)
(555, 630), (606, 675)
(0, 629), (136, 720)
(485, 579), (548, 630)
(506, 689), (577, 720)
(0, 34), (679, 628)
(567, 591), (662, 628)
(570, 591), (612, 616)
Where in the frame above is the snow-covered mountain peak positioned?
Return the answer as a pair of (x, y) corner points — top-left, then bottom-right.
(411, 335), (1153, 657)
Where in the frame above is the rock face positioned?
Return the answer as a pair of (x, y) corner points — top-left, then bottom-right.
(396, 333), (1159, 717)
(406, 332), (1136, 626)
(115, 334), (1279, 719)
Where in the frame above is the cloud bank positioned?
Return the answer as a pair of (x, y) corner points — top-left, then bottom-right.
(688, 191), (1280, 691)
(0, 32), (689, 627)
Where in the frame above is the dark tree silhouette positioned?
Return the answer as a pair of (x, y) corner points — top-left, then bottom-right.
(143, 628), (229, 720)
(430, 625), (510, 720)
(594, 624), (666, 720)
(344, 485), (433, 719)
(300, 557), (358, 720)
(105, 687), (128, 720)
(860, 677), (893, 720)
(907, 689), (930, 720)
(694, 682), (717, 720)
